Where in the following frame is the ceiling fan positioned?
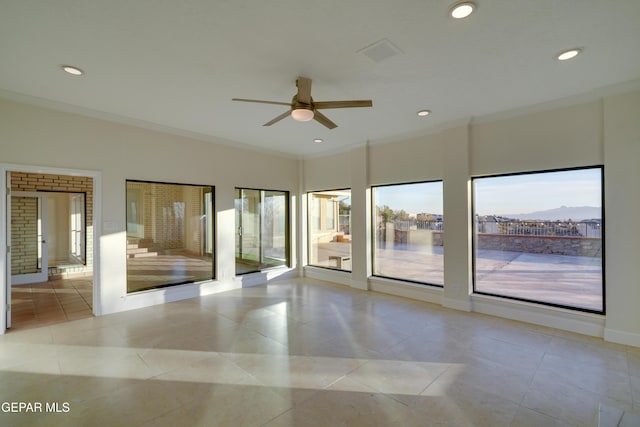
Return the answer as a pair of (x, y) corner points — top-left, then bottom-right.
(232, 76), (373, 129)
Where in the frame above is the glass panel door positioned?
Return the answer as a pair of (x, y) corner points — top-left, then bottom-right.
(11, 193), (48, 285)
(235, 189), (289, 275)
(235, 189), (261, 274)
(261, 191), (288, 269)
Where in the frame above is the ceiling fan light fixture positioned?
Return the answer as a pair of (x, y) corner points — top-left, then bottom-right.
(556, 47), (582, 61)
(449, 1), (476, 19)
(61, 65), (84, 76)
(291, 108), (314, 122)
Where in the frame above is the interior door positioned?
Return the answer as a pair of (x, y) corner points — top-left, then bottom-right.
(10, 192), (48, 285)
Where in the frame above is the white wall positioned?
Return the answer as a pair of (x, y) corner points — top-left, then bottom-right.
(0, 98), (299, 321)
(603, 91), (640, 347)
(470, 101), (603, 176)
(302, 92), (640, 347)
(2, 89), (639, 347)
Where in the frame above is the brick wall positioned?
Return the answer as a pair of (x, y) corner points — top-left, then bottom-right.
(127, 181), (204, 254)
(11, 196), (39, 274)
(10, 172), (94, 276)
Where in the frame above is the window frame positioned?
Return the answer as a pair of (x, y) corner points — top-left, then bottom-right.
(307, 188), (352, 272)
(125, 179), (216, 293)
(69, 192), (86, 264)
(471, 166), (605, 314)
(371, 180), (444, 287)
(234, 187), (291, 275)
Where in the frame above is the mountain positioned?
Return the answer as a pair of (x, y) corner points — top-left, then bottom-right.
(505, 206), (601, 221)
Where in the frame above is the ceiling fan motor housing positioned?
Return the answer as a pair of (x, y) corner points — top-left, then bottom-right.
(232, 76), (372, 129)
(292, 95), (314, 110)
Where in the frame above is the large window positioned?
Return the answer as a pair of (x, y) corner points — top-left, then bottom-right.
(308, 189), (351, 271)
(473, 167), (604, 313)
(373, 181), (444, 286)
(126, 180), (214, 293)
(235, 188), (289, 275)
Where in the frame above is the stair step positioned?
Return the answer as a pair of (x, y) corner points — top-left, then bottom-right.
(128, 252), (158, 258)
(127, 247), (151, 254)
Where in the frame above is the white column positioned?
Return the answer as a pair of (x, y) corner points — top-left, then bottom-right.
(442, 125), (473, 311)
(603, 91), (640, 347)
(349, 144), (370, 290)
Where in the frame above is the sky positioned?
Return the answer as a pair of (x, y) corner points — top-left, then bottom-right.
(374, 181), (443, 215)
(474, 168), (602, 216)
(373, 168), (601, 216)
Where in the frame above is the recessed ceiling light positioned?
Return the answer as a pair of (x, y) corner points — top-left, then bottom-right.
(417, 109), (431, 117)
(449, 1), (476, 19)
(61, 65), (84, 76)
(313, 138), (324, 143)
(556, 48), (582, 61)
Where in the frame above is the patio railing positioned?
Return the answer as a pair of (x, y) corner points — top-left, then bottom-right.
(476, 219), (601, 238)
(388, 219), (601, 238)
(378, 219), (602, 257)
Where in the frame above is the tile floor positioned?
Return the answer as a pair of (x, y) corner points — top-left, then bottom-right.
(9, 277), (93, 330)
(0, 278), (638, 426)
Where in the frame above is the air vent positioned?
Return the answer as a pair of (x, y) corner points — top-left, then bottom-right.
(358, 38), (403, 63)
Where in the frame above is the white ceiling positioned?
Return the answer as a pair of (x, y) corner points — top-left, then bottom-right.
(1, 0), (639, 157)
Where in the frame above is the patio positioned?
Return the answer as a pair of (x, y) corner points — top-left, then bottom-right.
(317, 242), (603, 312)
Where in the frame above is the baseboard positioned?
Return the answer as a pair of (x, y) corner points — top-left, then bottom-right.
(369, 277), (442, 305)
(472, 294), (605, 338)
(604, 327), (640, 348)
(349, 280), (369, 291)
(443, 296), (472, 312)
(234, 267), (296, 288)
(304, 266), (352, 287)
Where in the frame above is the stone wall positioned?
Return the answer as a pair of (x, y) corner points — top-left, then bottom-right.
(477, 233), (602, 257)
(381, 226), (600, 258)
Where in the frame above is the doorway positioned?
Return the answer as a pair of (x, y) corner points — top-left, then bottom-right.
(3, 168), (98, 332)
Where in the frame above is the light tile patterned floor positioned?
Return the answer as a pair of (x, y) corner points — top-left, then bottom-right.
(0, 278), (638, 426)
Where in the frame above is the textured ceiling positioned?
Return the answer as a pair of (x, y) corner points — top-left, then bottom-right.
(1, 0), (639, 157)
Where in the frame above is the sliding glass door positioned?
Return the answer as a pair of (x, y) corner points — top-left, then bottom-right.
(235, 188), (289, 275)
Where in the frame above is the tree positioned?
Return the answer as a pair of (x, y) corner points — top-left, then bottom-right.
(377, 205), (394, 224)
(339, 199), (350, 215)
(395, 209), (411, 221)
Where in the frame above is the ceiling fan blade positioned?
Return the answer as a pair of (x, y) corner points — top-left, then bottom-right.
(263, 110), (291, 126)
(232, 98), (291, 106)
(296, 77), (312, 104)
(313, 110), (338, 129)
(314, 100), (373, 109)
